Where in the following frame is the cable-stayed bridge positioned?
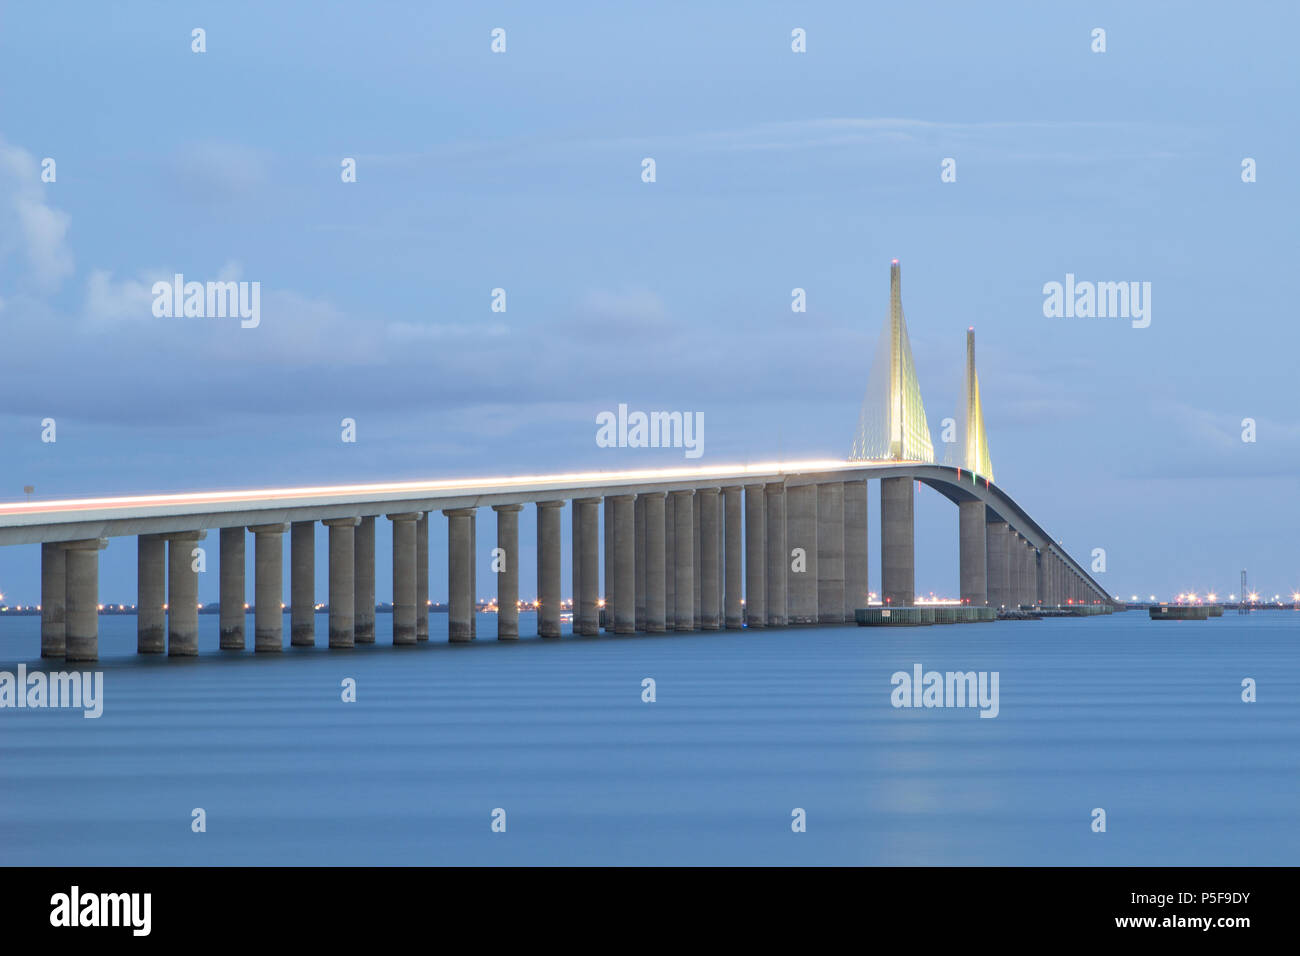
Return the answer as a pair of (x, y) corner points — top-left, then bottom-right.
(0, 262), (1113, 662)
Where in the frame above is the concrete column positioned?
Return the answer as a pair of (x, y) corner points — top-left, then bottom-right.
(493, 504), (522, 640)
(986, 520), (1009, 609)
(613, 495), (636, 634)
(137, 535), (165, 654)
(880, 476), (915, 607)
(41, 542), (67, 658)
(638, 493), (666, 634)
(323, 518), (358, 647)
(166, 531), (205, 656)
(959, 500), (988, 606)
(664, 493), (676, 629)
(63, 538), (106, 663)
(416, 513), (430, 641)
(697, 488), (721, 630)
(1008, 533), (1023, 607)
(354, 516), (376, 643)
(575, 498), (600, 636)
(744, 484), (766, 627)
(571, 502), (581, 628)
(471, 511), (477, 638)
(692, 496), (702, 629)
(634, 495), (647, 631)
(843, 479), (869, 616)
(672, 490), (694, 631)
(1031, 545), (1042, 606)
(291, 521), (315, 647)
(249, 523), (287, 652)
(786, 484), (818, 624)
(445, 508), (474, 642)
(765, 482), (787, 626)
(536, 501), (563, 638)
(218, 528), (244, 650)
(723, 486), (743, 628)
(389, 513), (419, 645)
(603, 497), (615, 631)
(1019, 537), (1032, 607)
(817, 482), (845, 624)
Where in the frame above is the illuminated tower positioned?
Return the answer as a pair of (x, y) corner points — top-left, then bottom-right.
(962, 327), (994, 481)
(851, 260), (934, 462)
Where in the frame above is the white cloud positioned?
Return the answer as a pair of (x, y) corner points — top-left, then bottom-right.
(0, 138), (74, 290)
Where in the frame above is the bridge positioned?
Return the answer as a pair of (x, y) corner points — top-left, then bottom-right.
(0, 261), (1113, 661)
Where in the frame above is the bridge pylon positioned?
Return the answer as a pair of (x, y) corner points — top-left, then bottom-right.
(850, 260), (934, 462)
(958, 327), (994, 482)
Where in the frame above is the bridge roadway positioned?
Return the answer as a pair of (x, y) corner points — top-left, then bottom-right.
(0, 458), (1113, 661)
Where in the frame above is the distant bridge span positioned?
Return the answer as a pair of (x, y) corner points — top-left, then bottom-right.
(0, 457), (1112, 662)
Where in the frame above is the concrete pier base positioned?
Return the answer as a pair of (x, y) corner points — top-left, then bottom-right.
(324, 518), (358, 648)
(959, 500), (987, 606)
(664, 493), (676, 630)
(880, 476), (915, 607)
(445, 508), (475, 642)
(40, 542), (66, 658)
(787, 483), (819, 624)
(844, 479), (868, 617)
(166, 530), (205, 656)
(986, 520), (1009, 609)
(672, 490), (694, 631)
(697, 489), (720, 630)
(291, 521), (315, 647)
(250, 524), (288, 652)
(137, 535), (165, 654)
(416, 513), (429, 641)
(536, 501), (563, 638)
(354, 516), (376, 644)
(218, 528), (245, 650)
(389, 513), (419, 645)
(744, 484), (766, 627)
(817, 482), (844, 624)
(613, 495), (635, 634)
(634, 495), (647, 631)
(643, 493), (666, 633)
(765, 482), (786, 626)
(493, 504), (522, 639)
(575, 498), (600, 636)
(723, 486), (743, 628)
(63, 538), (106, 662)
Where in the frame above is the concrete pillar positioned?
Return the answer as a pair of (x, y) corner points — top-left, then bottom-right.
(389, 513), (419, 645)
(1031, 545), (1042, 606)
(672, 490), (694, 631)
(571, 502), (581, 628)
(603, 497), (615, 631)
(880, 476), (915, 607)
(959, 500), (987, 606)
(218, 528), (244, 650)
(986, 520), (1009, 609)
(786, 484), (819, 624)
(723, 486), (743, 629)
(137, 535), (165, 654)
(697, 488), (721, 630)
(416, 513), (430, 641)
(63, 538), (106, 663)
(765, 482), (787, 626)
(445, 508), (475, 642)
(40, 542), (67, 658)
(643, 493), (667, 633)
(324, 518), (358, 648)
(1008, 533), (1023, 607)
(744, 484), (766, 627)
(354, 516), (376, 643)
(1019, 537), (1033, 607)
(291, 521), (315, 647)
(634, 495), (647, 631)
(575, 498), (600, 636)
(493, 505), (522, 640)
(613, 494), (636, 634)
(166, 531), (204, 656)
(471, 511), (477, 638)
(692, 495), (702, 629)
(664, 493), (676, 629)
(844, 479), (869, 616)
(250, 523), (287, 652)
(536, 501), (563, 638)
(817, 482), (845, 624)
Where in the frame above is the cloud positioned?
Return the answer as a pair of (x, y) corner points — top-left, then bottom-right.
(0, 138), (74, 290)
(168, 141), (270, 200)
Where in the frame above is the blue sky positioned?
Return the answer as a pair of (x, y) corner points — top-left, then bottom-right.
(1, 1), (1297, 604)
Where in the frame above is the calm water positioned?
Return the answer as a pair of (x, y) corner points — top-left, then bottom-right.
(1, 611), (1296, 865)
